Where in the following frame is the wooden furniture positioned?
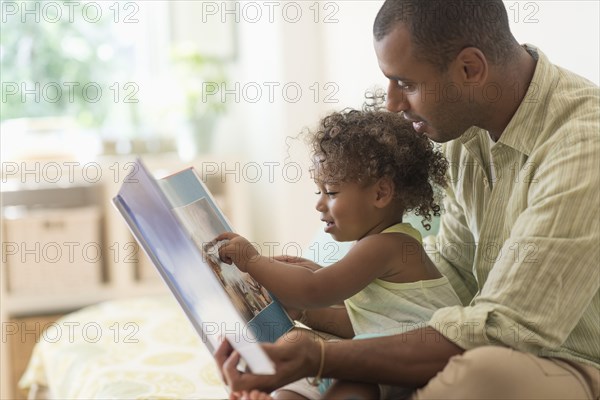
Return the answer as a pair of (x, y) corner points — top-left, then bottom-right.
(5, 314), (63, 400)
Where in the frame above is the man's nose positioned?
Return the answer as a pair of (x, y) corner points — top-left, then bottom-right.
(386, 81), (409, 113)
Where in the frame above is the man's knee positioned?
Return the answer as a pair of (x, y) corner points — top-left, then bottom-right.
(414, 346), (525, 399)
(414, 346), (595, 400)
(433, 346), (519, 391)
(453, 345), (516, 380)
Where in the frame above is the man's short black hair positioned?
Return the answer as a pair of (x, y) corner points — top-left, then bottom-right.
(374, 0), (520, 70)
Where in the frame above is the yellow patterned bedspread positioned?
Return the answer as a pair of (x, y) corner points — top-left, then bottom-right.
(19, 296), (228, 399)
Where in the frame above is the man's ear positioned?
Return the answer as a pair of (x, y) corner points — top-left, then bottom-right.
(453, 47), (488, 84)
(373, 177), (395, 208)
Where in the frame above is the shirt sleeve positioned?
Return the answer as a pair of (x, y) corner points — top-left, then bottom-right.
(428, 131), (600, 353)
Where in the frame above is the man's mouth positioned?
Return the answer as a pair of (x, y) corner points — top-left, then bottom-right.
(401, 113), (427, 134)
(412, 121), (427, 134)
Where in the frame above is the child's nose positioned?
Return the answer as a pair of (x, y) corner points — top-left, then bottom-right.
(315, 196), (327, 212)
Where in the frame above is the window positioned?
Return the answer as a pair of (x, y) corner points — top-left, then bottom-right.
(1, 1), (234, 159)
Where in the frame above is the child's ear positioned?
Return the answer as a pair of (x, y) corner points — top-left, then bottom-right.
(373, 177), (394, 208)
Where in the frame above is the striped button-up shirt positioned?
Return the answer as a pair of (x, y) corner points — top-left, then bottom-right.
(424, 46), (599, 369)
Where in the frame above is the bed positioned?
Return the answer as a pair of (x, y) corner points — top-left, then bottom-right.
(19, 295), (229, 399)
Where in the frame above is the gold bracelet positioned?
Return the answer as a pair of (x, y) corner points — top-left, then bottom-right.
(306, 338), (325, 387)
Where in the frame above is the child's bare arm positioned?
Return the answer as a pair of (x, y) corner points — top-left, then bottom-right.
(273, 255), (322, 272)
(215, 232), (402, 309)
(301, 306), (355, 339)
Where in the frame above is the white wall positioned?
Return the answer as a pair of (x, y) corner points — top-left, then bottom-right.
(218, 0), (598, 249)
(507, 1), (599, 85)
(216, 2), (387, 249)
(212, 2), (329, 249)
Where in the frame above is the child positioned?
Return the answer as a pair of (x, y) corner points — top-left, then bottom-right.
(215, 108), (461, 400)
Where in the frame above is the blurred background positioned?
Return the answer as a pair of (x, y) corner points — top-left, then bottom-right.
(0, 1), (598, 397)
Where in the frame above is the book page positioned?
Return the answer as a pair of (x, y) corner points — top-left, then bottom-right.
(171, 197), (273, 322)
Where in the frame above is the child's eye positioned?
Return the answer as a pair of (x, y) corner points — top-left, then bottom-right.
(314, 190), (337, 197)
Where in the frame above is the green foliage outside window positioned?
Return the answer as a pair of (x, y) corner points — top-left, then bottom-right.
(0, 2), (120, 127)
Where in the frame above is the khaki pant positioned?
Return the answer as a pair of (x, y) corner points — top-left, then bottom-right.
(412, 346), (600, 400)
(280, 345), (599, 400)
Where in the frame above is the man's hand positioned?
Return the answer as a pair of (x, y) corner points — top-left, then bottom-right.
(215, 329), (321, 394)
(214, 232), (260, 272)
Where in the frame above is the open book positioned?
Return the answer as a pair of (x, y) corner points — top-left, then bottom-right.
(112, 159), (293, 375)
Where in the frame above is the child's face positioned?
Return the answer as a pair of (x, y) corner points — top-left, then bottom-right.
(314, 179), (380, 242)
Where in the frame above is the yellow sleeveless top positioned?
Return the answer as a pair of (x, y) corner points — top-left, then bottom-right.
(345, 223), (462, 337)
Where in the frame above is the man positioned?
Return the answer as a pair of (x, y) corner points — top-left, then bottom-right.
(217, 1), (600, 398)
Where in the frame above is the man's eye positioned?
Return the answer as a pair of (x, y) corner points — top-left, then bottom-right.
(397, 81), (414, 91)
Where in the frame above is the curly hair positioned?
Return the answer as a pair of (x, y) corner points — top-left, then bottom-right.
(308, 108), (447, 230)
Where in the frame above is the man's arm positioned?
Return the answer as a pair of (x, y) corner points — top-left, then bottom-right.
(216, 327), (464, 393)
(428, 126), (600, 357)
(323, 327), (463, 386)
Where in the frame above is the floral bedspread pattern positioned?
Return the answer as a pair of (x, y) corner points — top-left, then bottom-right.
(19, 296), (229, 399)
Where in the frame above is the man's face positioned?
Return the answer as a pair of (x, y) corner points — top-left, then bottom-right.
(374, 24), (473, 143)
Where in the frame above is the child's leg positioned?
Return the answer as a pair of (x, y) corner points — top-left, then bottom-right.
(271, 379), (320, 400)
(233, 390), (274, 400)
(271, 389), (310, 400)
(322, 380), (380, 400)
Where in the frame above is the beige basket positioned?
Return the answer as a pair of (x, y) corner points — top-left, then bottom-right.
(3, 206), (103, 294)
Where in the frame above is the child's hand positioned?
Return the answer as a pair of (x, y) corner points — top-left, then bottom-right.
(213, 232), (260, 272)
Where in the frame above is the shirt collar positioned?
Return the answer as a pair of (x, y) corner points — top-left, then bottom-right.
(459, 45), (556, 157)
